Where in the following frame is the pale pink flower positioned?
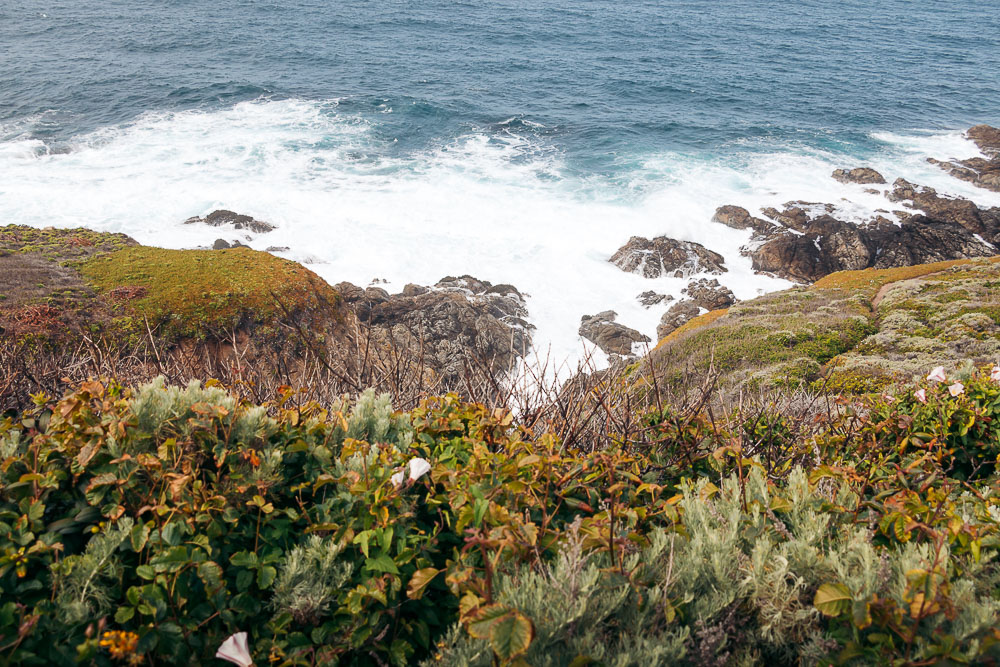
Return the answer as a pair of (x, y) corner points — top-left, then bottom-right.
(914, 388), (926, 404)
(949, 382), (965, 397)
(882, 394), (895, 403)
(216, 632), (253, 667)
(408, 457), (432, 482)
(390, 470), (406, 487)
(927, 366), (947, 383)
(991, 365), (1000, 382)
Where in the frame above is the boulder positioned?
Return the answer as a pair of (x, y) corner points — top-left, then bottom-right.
(185, 210), (276, 234)
(579, 311), (650, 356)
(637, 291), (671, 308)
(968, 124), (1000, 158)
(683, 278), (736, 310)
(889, 178), (1000, 235)
(925, 126), (1000, 193)
(832, 167), (886, 185)
(610, 236), (726, 279)
(711, 205), (775, 235)
(656, 301), (701, 340)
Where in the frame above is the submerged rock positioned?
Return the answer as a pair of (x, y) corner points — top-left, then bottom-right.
(185, 210), (276, 234)
(832, 167), (886, 185)
(637, 291), (671, 308)
(579, 311), (650, 356)
(609, 235), (726, 278)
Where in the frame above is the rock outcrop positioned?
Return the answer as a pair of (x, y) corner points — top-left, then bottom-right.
(579, 311), (650, 356)
(927, 125), (1000, 193)
(683, 278), (736, 310)
(832, 167), (886, 185)
(610, 236), (726, 279)
(185, 210), (276, 234)
(637, 291), (671, 307)
(888, 178), (1000, 236)
(656, 301), (701, 340)
(336, 275), (533, 382)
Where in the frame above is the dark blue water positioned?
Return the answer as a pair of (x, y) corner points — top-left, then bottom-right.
(3, 0), (999, 162)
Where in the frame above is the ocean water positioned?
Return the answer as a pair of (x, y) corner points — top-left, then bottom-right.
(2, 0), (1000, 368)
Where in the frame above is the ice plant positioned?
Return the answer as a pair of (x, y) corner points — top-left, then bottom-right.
(949, 382), (965, 397)
(914, 388), (927, 404)
(216, 632), (253, 667)
(927, 366), (947, 383)
(408, 457), (432, 482)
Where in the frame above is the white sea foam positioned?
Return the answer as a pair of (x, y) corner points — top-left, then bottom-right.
(1, 99), (997, 372)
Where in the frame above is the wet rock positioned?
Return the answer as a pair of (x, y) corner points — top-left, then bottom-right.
(265, 246), (290, 253)
(212, 239), (248, 250)
(925, 126), (1000, 193)
(889, 178), (1000, 235)
(656, 301), (701, 340)
(683, 278), (736, 310)
(185, 210), (276, 234)
(579, 311), (650, 356)
(610, 236), (726, 279)
(711, 205), (775, 235)
(337, 275), (533, 382)
(832, 167), (886, 185)
(637, 291), (672, 308)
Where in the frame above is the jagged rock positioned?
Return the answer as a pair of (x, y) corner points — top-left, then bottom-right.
(926, 125), (1000, 193)
(889, 178), (1000, 235)
(337, 275), (532, 382)
(265, 246), (290, 253)
(212, 239), (248, 250)
(609, 236), (726, 279)
(656, 301), (701, 340)
(579, 311), (650, 356)
(711, 205), (775, 235)
(683, 279), (736, 310)
(637, 291), (672, 308)
(832, 167), (886, 185)
(185, 210), (276, 234)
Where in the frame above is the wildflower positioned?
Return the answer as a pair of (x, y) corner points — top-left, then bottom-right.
(241, 450), (261, 467)
(390, 470), (406, 487)
(99, 631), (141, 664)
(949, 382), (965, 397)
(914, 388), (927, 404)
(991, 365), (1000, 382)
(927, 366), (947, 383)
(216, 632), (254, 667)
(408, 457), (432, 482)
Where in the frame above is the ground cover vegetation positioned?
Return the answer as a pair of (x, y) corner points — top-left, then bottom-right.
(4, 358), (1000, 666)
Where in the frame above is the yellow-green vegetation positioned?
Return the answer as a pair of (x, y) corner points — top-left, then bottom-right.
(79, 246), (342, 341)
(6, 369), (1000, 665)
(651, 256), (1000, 393)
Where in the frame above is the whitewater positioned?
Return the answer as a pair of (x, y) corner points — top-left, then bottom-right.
(2, 98), (1000, 369)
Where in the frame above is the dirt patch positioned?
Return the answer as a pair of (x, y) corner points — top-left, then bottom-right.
(0, 252), (95, 309)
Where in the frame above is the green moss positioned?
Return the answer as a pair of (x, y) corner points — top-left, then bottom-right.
(79, 246), (342, 341)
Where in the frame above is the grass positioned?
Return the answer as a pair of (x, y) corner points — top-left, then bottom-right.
(79, 246), (342, 340)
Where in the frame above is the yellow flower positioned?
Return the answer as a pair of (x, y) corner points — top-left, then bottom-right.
(99, 631), (141, 663)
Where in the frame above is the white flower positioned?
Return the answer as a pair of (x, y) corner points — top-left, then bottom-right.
(216, 632), (253, 667)
(914, 388), (927, 404)
(949, 382), (965, 397)
(408, 457), (432, 482)
(991, 365), (1000, 382)
(927, 366), (947, 383)
(390, 470), (405, 487)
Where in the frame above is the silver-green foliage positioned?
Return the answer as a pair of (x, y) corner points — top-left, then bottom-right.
(53, 517), (133, 624)
(271, 536), (353, 625)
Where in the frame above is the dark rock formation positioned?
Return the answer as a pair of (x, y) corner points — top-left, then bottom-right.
(336, 275), (533, 382)
(832, 167), (886, 185)
(637, 291), (671, 308)
(711, 205), (775, 235)
(579, 311), (650, 356)
(185, 210), (276, 234)
(610, 236), (726, 279)
(888, 179), (1000, 236)
(683, 279), (736, 310)
(926, 125), (1000, 193)
(212, 239), (248, 250)
(656, 301), (701, 340)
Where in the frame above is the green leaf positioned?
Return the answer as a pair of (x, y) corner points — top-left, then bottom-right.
(114, 606), (135, 623)
(257, 565), (277, 589)
(130, 522), (150, 552)
(488, 610), (533, 661)
(406, 568), (439, 600)
(814, 582), (852, 617)
(366, 553), (400, 575)
(136, 565), (156, 580)
(160, 521), (182, 547)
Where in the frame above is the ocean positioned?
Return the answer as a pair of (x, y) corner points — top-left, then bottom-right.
(2, 0), (1000, 367)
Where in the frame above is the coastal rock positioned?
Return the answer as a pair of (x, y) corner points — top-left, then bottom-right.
(185, 210), (276, 234)
(337, 275), (533, 382)
(925, 125), (1000, 193)
(609, 235), (726, 279)
(832, 167), (886, 185)
(682, 278), (736, 310)
(711, 205), (776, 235)
(656, 301), (701, 340)
(888, 178), (1000, 235)
(579, 311), (650, 356)
(212, 238), (248, 250)
(637, 291), (671, 307)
